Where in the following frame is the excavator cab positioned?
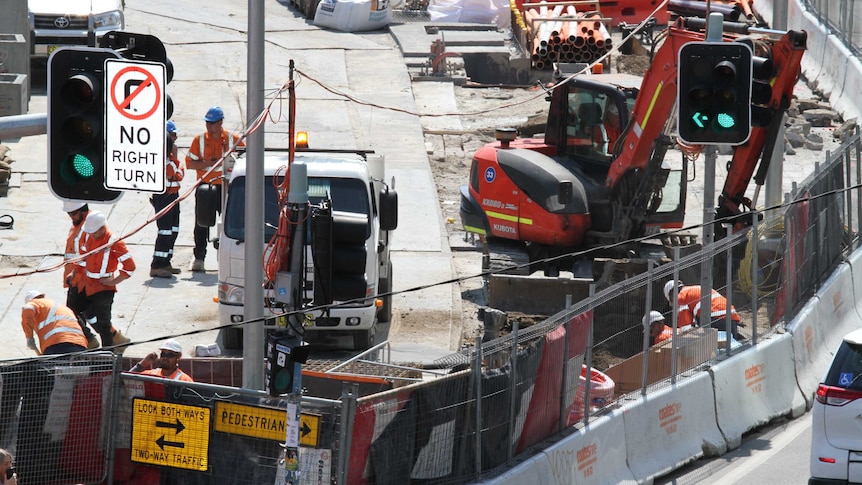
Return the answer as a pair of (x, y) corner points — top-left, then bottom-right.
(546, 74), (639, 169)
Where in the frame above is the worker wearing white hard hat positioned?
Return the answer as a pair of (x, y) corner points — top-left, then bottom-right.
(185, 106), (245, 272)
(128, 339), (194, 382)
(21, 291), (88, 354)
(66, 211), (134, 349)
(61, 201), (101, 349)
(644, 310), (673, 346)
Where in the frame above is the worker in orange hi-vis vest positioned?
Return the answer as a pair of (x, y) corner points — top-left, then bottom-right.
(21, 290), (88, 355)
(643, 310), (694, 346)
(128, 339), (194, 382)
(68, 211), (134, 349)
(62, 201), (101, 349)
(185, 106), (244, 273)
(149, 121), (185, 278)
(663, 280), (742, 341)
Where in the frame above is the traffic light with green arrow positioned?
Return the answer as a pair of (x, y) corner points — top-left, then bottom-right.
(677, 41), (753, 145)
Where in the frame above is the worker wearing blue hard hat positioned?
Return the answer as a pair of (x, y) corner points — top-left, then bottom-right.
(150, 118), (185, 278)
(185, 106), (244, 272)
(203, 106), (224, 123)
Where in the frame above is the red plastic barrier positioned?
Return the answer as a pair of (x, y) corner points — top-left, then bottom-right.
(515, 311), (593, 452)
(60, 373), (109, 481)
(347, 390), (411, 485)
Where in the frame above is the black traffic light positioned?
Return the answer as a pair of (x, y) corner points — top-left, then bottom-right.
(100, 31), (174, 118)
(310, 201), (369, 305)
(265, 333), (310, 396)
(677, 41), (753, 145)
(48, 47), (122, 202)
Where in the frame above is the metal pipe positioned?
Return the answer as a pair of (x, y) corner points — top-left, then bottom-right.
(0, 113), (47, 139)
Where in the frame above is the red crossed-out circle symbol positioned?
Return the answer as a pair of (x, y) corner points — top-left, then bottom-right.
(110, 65), (162, 121)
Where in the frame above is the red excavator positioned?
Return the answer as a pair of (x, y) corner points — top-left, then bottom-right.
(459, 17), (807, 278)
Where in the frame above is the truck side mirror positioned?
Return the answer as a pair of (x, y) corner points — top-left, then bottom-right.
(379, 187), (398, 231)
(558, 180), (573, 205)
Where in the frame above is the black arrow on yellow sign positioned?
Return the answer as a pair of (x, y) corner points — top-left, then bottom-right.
(156, 418), (185, 434)
(156, 435), (185, 450)
(301, 421), (312, 437)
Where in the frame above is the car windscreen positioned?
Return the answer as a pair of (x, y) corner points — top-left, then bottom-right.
(824, 341), (862, 390)
(224, 176), (370, 242)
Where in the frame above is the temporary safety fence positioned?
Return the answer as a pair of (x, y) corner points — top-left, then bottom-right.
(342, 129), (862, 483)
(0, 351), (119, 485)
(0, 352), (346, 485)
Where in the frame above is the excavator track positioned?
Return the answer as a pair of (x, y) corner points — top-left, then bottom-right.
(484, 238), (532, 276)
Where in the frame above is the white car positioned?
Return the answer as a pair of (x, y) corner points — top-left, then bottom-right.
(810, 328), (862, 484)
(28, 0), (125, 58)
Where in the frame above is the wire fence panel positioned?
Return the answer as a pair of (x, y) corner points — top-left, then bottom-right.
(0, 352), (119, 485)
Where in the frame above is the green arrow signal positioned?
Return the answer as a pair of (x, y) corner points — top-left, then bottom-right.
(691, 112), (708, 128)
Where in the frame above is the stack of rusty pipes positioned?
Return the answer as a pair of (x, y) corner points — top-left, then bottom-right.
(523, 1), (613, 70)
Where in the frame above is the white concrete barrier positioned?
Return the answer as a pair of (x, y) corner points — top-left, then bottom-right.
(780, 0), (862, 123)
(478, 409), (635, 485)
(711, 333), (807, 449)
(845, 250), (862, 322)
(789, 262), (857, 403)
(623, 372), (725, 482)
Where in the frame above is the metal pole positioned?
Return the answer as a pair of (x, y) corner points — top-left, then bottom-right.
(243, 0), (266, 390)
(725, 240), (733, 356)
(558, 295), (572, 431)
(671, 247), (680, 383)
(582, 284), (595, 427)
(338, 383), (358, 485)
(642, 261), (655, 394)
(702, 145), (717, 332)
(765, 114), (787, 222)
(0, 113), (46, 139)
(751, 211), (759, 343)
(507, 320), (519, 462)
(474, 340), (483, 479)
(784, 192), (793, 325)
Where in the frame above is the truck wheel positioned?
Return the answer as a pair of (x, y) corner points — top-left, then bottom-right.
(353, 329), (374, 351)
(221, 327), (243, 350)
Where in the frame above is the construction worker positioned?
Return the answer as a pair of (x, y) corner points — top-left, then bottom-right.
(62, 201), (100, 349)
(69, 211), (133, 348)
(149, 121), (185, 278)
(664, 280), (742, 340)
(644, 310), (673, 346)
(185, 106), (244, 272)
(20, 291), (88, 355)
(128, 339), (194, 382)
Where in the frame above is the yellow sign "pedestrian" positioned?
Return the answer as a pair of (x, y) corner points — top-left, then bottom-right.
(131, 398), (211, 471)
(215, 401), (321, 447)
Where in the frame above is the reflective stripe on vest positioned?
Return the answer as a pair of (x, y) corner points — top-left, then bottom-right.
(38, 301), (84, 339)
(85, 237), (118, 278)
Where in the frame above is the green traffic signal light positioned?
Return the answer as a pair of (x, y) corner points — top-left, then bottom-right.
(716, 112), (736, 129)
(71, 154), (96, 178)
(677, 42), (752, 145)
(48, 47), (122, 203)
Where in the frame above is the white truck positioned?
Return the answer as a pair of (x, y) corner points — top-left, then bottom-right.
(29, 0), (125, 58)
(215, 149), (397, 351)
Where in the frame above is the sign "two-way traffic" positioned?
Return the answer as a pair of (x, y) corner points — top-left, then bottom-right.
(104, 59), (167, 193)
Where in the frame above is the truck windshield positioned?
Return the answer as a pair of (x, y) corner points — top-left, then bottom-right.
(224, 176), (370, 242)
